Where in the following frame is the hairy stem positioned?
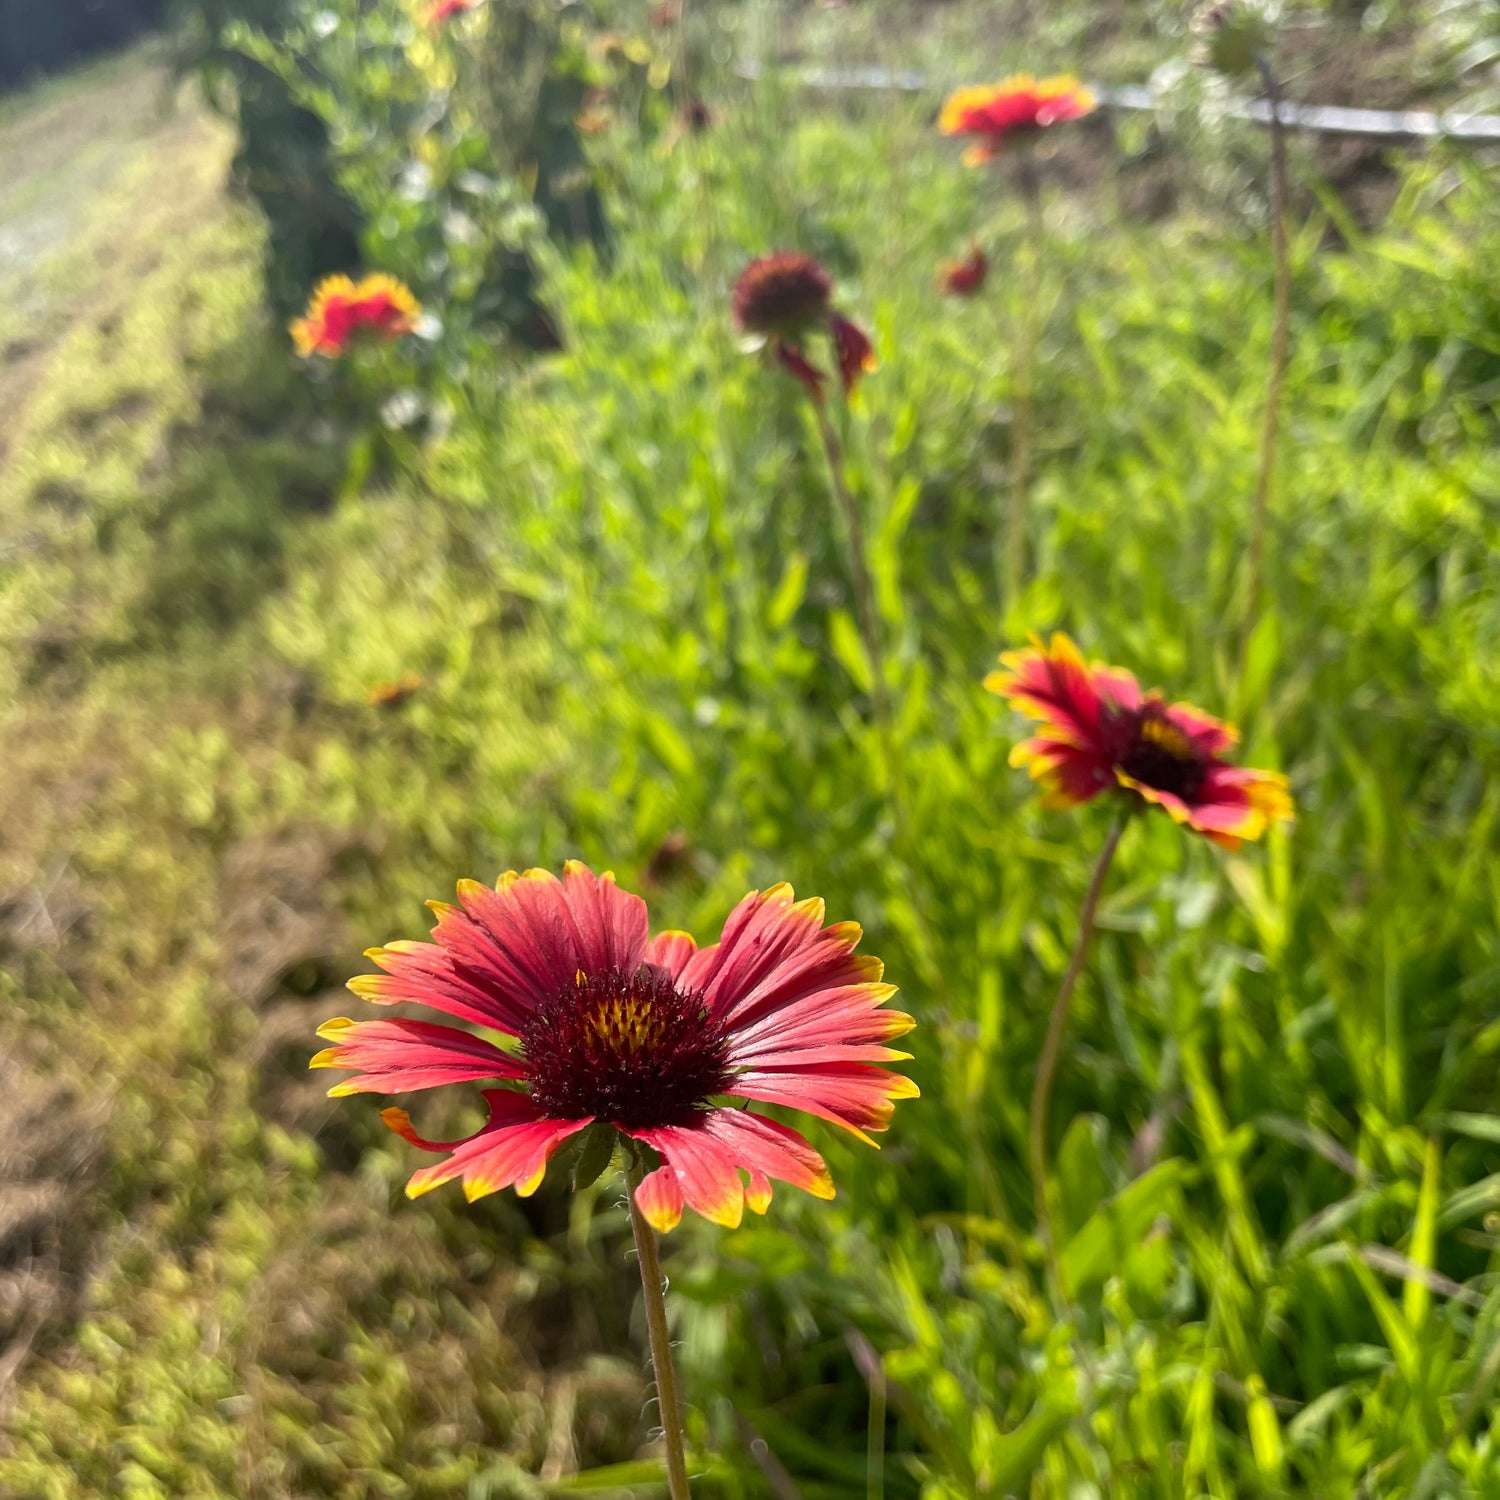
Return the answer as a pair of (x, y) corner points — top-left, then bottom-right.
(627, 1163), (691, 1500)
(1029, 814), (1125, 1305)
(1243, 54), (1292, 669)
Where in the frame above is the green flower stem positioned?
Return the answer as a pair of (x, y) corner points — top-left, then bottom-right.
(626, 1161), (692, 1500)
(1243, 52), (1291, 669)
(1007, 151), (1045, 608)
(812, 398), (892, 740)
(1029, 813), (1125, 1307)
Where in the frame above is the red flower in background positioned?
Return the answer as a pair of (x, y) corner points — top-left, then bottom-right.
(938, 245), (989, 296)
(314, 863), (916, 1231)
(733, 252), (877, 400)
(940, 74), (1096, 163)
(986, 634), (1293, 848)
(291, 274), (420, 358)
(424, 0), (481, 24)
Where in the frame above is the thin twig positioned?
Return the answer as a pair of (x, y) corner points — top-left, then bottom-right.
(626, 1162), (692, 1500)
(1029, 814), (1125, 1306)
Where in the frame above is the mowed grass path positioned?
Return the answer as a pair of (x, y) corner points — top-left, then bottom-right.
(0, 51), (635, 1500)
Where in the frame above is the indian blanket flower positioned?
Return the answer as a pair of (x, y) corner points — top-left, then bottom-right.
(940, 74), (1097, 163)
(733, 252), (876, 400)
(986, 633), (1293, 847)
(938, 245), (989, 297)
(313, 862), (916, 1231)
(290, 274), (420, 358)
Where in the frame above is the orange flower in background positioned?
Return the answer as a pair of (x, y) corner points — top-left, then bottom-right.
(940, 74), (1096, 163)
(424, 0), (481, 25)
(366, 672), (423, 708)
(290, 274), (420, 358)
(987, 634), (1292, 848)
(315, 863), (916, 1231)
(733, 252), (876, 400)
(938, 245), (989, 296)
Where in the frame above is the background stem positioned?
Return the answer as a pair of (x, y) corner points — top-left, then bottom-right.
(1029, 814), (1125, 1306)
(813, 399), (892, 738)
(1243, 53), (1291, 671)
(1007, 153), (1043, 608)
(626, 1164), (692, 1500)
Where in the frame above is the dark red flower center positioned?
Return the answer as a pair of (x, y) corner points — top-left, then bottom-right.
(1107, 701), (1207, 801)
(733, 253), (833, 337)
(521, 966), (732, 1128)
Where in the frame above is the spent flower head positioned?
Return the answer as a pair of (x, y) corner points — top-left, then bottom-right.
(1191, 0), (1278, 79)
(315, 862), (916, 1231)
(987, 633), (1292, 847)
(733, 253), (875, 401)
(938, 245), (989, 297)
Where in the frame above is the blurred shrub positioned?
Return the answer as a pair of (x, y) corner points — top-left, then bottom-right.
(180, 0), (619, 341)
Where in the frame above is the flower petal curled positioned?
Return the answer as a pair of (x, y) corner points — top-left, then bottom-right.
(634, 1164), (686, 1232)
(831, 313), (876, 395)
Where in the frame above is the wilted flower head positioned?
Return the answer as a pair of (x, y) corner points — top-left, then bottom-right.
(290, 274), (420, 358)
(940, 74), (1096, 163)
(938, 245), (989, 297)
(1191, 0), (1276, 79)
(987, 634), (1293, 847)
(680, 98), (715, 133)
(314, 862), (916, 1231)
(734, 253), (876, 400)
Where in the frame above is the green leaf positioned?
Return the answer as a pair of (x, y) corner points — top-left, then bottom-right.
(828, 608), (874, 693)
(571, 1122), (619, 1191)
(767, 549), (809, 630)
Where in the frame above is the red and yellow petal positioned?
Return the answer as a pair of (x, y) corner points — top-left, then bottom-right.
(681, 885), (806, 1004)
(350, 936), (533, 1034)
(1164, 700), (1238, 756)
(290, 273), (419, 357)
(1009, 736), (1116, 808)
(634, 1164), (686, 1232)
(986, 632), (1136, 754)
(629, 1107), (838, 1232)
(310, 1016), (524, 1097)
(940, 74), (1096, 147)
(406, 863), (647, 1027)
(699, 1109), (834, 1201)
(732, 1062), (920, 1147)
(630, 1121), (745, 1228)
(402, 1090), (593, 1201)
(642, 929), (698, 982)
